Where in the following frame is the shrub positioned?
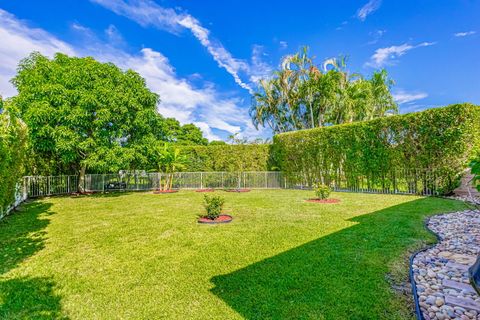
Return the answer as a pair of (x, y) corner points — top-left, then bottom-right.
(471, 159), (480, 191)
(203, 195), (225, 220)
(179, 145), (272, 172)
(0, 110), (27, 218)
(314, 184), (331, 199)
(272, 104), (480, 195)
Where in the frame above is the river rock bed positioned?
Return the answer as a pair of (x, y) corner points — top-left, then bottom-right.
(412, 210), (480, 320)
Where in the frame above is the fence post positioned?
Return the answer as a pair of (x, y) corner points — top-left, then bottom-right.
(265, 172), (268, 189)
(200, 172), (203, 189)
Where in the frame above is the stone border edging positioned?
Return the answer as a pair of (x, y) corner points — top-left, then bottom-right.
(409, 216), (439, 320)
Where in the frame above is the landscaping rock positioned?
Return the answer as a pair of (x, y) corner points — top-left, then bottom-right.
(411, 210), (480, 320)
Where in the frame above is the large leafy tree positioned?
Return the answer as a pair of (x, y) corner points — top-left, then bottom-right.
(10, 52), (174, 190)
(251, 46), (398, 133)
(162, 118), (208, 145)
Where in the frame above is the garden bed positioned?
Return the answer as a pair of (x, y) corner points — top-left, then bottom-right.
(198, 214), (233, 224)
(195, 189), (215, 192)
(153, 189), (179, 194)
(224, 189), (251, 193)
(305, 198), (341, 204)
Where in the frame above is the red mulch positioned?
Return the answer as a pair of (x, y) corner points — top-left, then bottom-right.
(195, 189), (216, 192)
(198, 214), (233, 224)
(224, 189), (251, 193)
(153, 190), (179, 194)
(70, 191), (96, 196)
(305, 198), (341, 204)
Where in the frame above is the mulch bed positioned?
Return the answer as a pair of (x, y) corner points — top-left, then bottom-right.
(153, 190), (179, 194)
(198, 214), (233, 224)
(224, 189), (251, 193)
(70, 191), (96, 196)
(195, 189), (216, 192)
(305, 198), (341, 204)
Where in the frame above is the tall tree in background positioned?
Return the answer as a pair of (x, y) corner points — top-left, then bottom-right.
(10, 52), (206, 191)
(251, 46), (398, 133)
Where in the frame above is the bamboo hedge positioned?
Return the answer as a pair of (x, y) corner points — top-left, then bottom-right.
(272, 103), (480, 195)
(179, 144), (271, 172)
(0, 111), (27, 218)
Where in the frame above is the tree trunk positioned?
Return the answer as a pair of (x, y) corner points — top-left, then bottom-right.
(78, 164), (86, 193)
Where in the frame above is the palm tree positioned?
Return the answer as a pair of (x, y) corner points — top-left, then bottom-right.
(156, 143), (188, 191)
(369, 69), (398, 119)
(250, 46), (398, 133)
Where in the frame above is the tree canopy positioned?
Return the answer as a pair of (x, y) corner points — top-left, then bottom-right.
(10, 52), (207, 182)
(251, 46), (398, 133)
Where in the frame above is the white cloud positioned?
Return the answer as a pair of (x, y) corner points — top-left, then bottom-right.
(248, 45), (272, 84)
(105, 24), (126, 46)
(91, 0), (257, 93)
(367, 29), (386, 45)
(454, 31), (476, 37)
(279, 41), (288, 49)
(357, 0), (382, 21)
(0, 10), (262, 140)
(0, 9), (75, 97)
(365, 41), (436, 68)
(392, 89), (428, 104)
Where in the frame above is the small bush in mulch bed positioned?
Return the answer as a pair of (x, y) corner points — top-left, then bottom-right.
(224, 189), (251, 193)
(314, 184), (331, 199)
(305, 184), (340, 203)
(198, 195), (232, 224)
(195, 189), (215, 193)
(153, 189), (179, 194)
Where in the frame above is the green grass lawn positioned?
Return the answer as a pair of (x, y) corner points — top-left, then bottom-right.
(0, 190), (470, 319)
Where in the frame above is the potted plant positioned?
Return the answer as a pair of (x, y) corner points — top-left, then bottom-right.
(306, 183), (340, 203)
(198, 195), (233, 224)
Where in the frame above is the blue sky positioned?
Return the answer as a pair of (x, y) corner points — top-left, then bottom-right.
(0, 1), (478, 140)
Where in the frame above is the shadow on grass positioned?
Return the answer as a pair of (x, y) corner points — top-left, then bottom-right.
(210, 197), (466, 319)
(0, 276), (68, 320)
(0, 202), (53, 274)
(0, 201), (69, 319)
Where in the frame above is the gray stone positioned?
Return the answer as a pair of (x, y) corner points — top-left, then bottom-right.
(445, 295), (480, 312)
(442, 279), (476, 294)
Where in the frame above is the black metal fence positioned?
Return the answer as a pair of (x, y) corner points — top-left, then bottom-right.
(22, 168), (452, 198)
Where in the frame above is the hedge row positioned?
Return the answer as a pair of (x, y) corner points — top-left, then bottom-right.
(0, 112), (27, 218)
(272, 104), (480, 194)
(179, 144), (271, 172)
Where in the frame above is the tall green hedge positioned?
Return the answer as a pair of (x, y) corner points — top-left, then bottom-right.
(0, 112), (27, 218)
(179, 144), (271, 172)
(272, 104), (480, 194)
